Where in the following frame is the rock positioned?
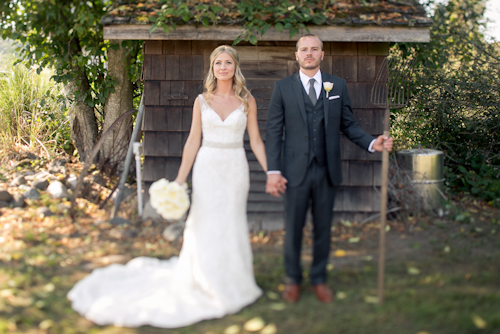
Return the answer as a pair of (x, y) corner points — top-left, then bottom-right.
(31, 179), (49, 190)
(47, 160), (66, 174)
(36, 206), (54, 217)
(19, 152), (39, 160)
(11, 194), (25, 208)
(0, 190), (13, 202)
(162, 221), (185, 242)
(10, 176), (27, 187)
(46, 181), (70, 199)
(22, 187), (40, 200)
(66, 174), (78, 190)
(0, 200), (10, 208)
(142, 199), (163, 221)
(109, 217), (130, 225)
(48, 158), (67, 168)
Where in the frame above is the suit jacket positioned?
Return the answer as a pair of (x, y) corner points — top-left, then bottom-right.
(266, 71), (375, 187)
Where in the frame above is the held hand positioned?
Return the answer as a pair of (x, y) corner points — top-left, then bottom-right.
(266, 174), (288, 198)
(174, 177), (185, 186)
(372, 135), (394, 152)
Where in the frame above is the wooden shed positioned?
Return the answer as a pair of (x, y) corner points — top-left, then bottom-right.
(101, 0), (431, 228)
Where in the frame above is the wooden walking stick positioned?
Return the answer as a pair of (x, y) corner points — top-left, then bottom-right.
(371, 57), (416, 304)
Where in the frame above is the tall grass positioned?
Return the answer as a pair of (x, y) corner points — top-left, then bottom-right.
(0, 55), (71, 163)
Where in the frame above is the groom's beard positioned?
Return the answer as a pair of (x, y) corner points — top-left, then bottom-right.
(298, 57), (321, 70)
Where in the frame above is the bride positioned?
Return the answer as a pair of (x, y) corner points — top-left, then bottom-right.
(67, 45), (271, 328)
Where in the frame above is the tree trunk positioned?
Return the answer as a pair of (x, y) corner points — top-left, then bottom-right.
(100, 40), (134, 172)
(67, 68), (98, 162)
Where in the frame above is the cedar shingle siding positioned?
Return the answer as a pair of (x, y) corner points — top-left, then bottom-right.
(142, 40), (389, 223)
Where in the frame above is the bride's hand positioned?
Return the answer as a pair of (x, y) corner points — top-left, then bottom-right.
(174, 177), (185, 186)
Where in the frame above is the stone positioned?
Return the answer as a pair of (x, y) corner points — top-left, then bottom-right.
(66, 174), (78, 190)
(49, 158), (67, 168)
(46, 181), (70, 199)
(109, 217), (130, 225)
(36, 206), (54, 217)
(32, 179), (49, 191)
(0, 190), (13, 202)
(10, 176), (27, 186)
(11, 194), (25, 208)
(162, 221), (185, 242)
(23, 187), (40, 200)
(0, 200), (10, 208)
(142, 199), (163, 221)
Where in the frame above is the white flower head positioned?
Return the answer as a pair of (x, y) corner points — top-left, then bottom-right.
(149, 178), (190, 220)
(323, 82), (334, 97)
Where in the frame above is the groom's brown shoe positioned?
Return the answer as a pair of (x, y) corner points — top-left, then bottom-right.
(313, 284), (333, 303)
(282, 284), (300, 303)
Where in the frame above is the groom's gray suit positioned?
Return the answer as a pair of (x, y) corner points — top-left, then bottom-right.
(266, 71), (375, 284)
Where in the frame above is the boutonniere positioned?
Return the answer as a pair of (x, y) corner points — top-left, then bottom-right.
(323, 82), (334, 98)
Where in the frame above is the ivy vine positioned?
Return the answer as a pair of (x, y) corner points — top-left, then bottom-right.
(150, 0), (331, 45)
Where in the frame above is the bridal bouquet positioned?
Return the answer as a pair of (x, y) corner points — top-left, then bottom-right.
(149, 179), (190, 220)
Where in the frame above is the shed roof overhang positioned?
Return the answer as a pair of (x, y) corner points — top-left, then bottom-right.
(103, 24), (430, 43)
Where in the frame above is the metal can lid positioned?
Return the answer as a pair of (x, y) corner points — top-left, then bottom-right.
(396, 148), (443, 156)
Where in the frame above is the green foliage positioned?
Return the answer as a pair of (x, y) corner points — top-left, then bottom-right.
(0, 56), (72, 159)
(446, 157), (500, 207)
(390, 0), (500, 203)
(0, 1), (143, 134)
(151, 0), (329, 45)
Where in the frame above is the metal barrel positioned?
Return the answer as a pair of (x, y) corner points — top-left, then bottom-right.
(396, 149), (445, 209)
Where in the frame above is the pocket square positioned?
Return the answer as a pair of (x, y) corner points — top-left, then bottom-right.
(329, 95), (340, 100)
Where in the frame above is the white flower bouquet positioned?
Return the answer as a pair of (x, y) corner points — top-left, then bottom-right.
(149, 179), (190, 220)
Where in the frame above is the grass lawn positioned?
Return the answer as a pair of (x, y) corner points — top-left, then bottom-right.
(1, 195), (499, 334)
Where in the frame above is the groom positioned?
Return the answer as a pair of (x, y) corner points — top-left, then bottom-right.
(265, 34), (393, 303)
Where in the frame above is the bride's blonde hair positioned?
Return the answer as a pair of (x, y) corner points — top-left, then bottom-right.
(203, 45), (250, 112)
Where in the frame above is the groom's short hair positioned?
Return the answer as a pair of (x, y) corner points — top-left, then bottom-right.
(296, 34), (323, 51)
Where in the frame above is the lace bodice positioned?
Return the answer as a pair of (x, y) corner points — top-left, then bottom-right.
(199, 94), (247, 148)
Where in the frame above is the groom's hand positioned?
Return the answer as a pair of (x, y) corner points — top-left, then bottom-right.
(266, 174), (287, 198)
(372, 135), (394, 152)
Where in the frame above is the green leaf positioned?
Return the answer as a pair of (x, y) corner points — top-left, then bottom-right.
(162, 25), (170, 35)
(289, 27), (299, 38)
(261, 23), (271, 36)
(249, 34), (258, 45)
(202, 16), (210, 27)
(275, 23), (284, 33)
(181, 13), (190, 22)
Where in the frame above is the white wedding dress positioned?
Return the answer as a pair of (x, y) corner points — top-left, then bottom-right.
(67, 94), (262, 328)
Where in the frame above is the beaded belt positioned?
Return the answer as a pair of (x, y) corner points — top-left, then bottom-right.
(202, 139), (242, 149)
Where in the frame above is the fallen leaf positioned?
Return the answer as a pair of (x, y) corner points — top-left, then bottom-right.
(277, 284), (285, 291)
(416, 332), (430, 334)
(336, 291), (347, 300)
(348, 237), (360, 243)
(327, 263), (334, 271)
(270, 303), (286, 311)
(443, 246), (450, 253)
(224, 324), (240, 334)
(244, 317), (265, 331)
(364, 295), (378, 304)
(261, 323), (277, 334)
(341, 220), (352, 227)
(334, 249), (346, 257)
(472, 314), (487, 329)
(407, 267), (420, 275)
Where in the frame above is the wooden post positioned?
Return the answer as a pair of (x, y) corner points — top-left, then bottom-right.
(377, 108), (390, 305)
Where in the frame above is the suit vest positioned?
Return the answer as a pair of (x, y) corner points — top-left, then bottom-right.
(302, 88), (327, 166)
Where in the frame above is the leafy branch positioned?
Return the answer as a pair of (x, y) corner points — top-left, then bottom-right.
(150, 0), (328, 45)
